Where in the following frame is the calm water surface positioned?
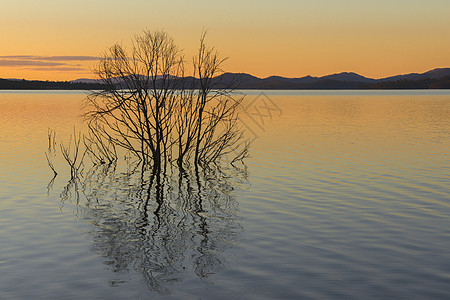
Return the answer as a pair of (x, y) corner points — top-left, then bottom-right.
(1, 90), (450, 299)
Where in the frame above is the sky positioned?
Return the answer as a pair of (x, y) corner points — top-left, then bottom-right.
(1, 0), (450, 81)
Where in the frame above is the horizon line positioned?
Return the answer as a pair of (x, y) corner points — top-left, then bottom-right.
(2, 66), (450, 82)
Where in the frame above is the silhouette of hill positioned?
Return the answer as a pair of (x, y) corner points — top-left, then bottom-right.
(70, 78), (100, 84)
(207, 68), (450, 89)
(321, 72), (376, 83)
(0, 78), (103, 90)
(210, 68), (450, 89)
(369, 75), (450, 89)
(1, 68), (450, 90)
(380, 68), (450, 82)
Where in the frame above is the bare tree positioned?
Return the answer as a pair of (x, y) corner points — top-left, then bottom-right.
(84, 122), (118, 165)
(84, 30), (247, 173)
(60, 127), (86, 179)
(85, 31), (182, 172)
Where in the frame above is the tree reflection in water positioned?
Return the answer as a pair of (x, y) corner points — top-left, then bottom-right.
(59, 161), (246, 294)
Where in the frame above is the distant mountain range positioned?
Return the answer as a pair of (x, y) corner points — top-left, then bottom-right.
(2, 68), (450, 90)
(202, 68), (450, 89)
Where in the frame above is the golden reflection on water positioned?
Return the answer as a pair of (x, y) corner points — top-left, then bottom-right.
(0, 92), (86, 193)
(239, 92), (450, 224)
(0, 92), (85, 142)
(3, 91), (449, 146)
(242, 94), (450, 155)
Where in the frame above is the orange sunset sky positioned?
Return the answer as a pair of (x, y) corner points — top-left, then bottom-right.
(1, 0), (450, 81)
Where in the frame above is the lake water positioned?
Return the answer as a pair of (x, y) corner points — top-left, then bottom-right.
(1, 90), (450, 299)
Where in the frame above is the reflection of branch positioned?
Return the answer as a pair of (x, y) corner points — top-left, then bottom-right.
(46, 173), (56, 195)
(231, 141), (250, 165)
(60, 178), (81, 206)
(57, 161), (246, 294)
(48, 128), (56, 151)
(45, 151), (57, 177)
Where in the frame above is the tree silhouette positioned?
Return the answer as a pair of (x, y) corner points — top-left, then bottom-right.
(46, 30), (249, 295)
(84, 30), (248, 173)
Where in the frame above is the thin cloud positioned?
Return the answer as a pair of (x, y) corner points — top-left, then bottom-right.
(0, 59), (67, 67)
(0, 55), (98, 73)
(46, 56), (100, 61)
(0, 55), (101, 61)
(24, 67), (87, 72)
